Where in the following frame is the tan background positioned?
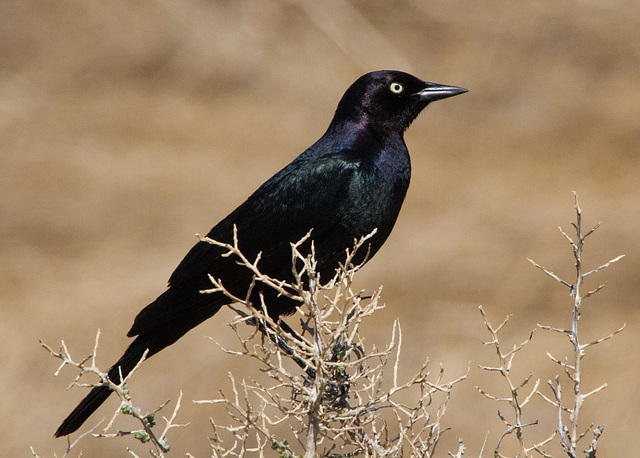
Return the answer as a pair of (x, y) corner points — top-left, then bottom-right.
(3, 1), (639, 456)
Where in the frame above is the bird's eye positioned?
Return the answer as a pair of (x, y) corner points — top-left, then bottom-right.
(389, 82), (404, 94)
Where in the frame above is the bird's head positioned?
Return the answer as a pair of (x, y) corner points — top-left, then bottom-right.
(332, 70), (467, 134)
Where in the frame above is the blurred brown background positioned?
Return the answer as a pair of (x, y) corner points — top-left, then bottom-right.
(3, 0), (639, 456)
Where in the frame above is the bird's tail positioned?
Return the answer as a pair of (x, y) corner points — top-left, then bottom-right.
(54, 335), (153, 437)
(55, 288), (225, 437)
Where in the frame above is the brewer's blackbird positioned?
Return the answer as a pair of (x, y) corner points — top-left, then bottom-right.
(55, 70), (466, 437)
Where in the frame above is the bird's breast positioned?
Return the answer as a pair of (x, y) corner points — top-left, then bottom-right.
(341, 145), (410, 239)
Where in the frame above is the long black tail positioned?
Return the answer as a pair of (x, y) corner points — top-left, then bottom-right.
(55, 287), (225, 437)
(54, 335), (152, 437)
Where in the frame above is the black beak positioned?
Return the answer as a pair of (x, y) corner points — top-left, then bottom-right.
(414, 82), (468, 102)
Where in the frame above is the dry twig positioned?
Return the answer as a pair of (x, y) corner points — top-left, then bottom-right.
(40, 331), (186, 456)
(476, 306), (553, 457)
(196, 229), (468, 457)
(531, 193), (624, 457)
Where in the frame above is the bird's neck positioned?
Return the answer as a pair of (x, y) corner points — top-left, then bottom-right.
(327, 117), (404, 148)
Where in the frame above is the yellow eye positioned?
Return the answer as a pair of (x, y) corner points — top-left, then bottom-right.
(389, 82), (403, 94)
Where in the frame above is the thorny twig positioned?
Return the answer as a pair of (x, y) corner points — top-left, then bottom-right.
(530, 192), (624, 457)
(476, 306), (553, 457)
(196, 229), (468, 457)
(40, 331), (186, 456)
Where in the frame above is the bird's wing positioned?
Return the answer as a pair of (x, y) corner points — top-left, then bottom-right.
(167, 152), (360, 290)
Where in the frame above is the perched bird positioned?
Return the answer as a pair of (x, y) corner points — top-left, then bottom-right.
(55, 70), (466, 437)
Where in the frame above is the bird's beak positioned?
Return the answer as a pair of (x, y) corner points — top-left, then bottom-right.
(414, 83), (468, 102)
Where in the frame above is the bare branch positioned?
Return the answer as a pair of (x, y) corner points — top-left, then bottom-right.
(194, 230), (466, 456)
(476, 305), (537, 456)
(527, 259), (572, 289)
(534, 193), (624, 457)
(41, 331), (184, 455)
